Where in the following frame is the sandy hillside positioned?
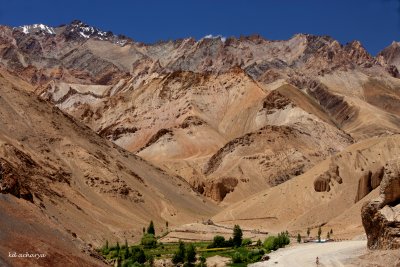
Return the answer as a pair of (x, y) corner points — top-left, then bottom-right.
(213, 135), (400, 237)
(0, 68), (219, 265)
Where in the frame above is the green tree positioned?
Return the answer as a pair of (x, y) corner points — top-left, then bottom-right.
(318, 227), (322, 242)
(116, 241), (120, 254)
(131, 247), (146, 263)
(102, 240), (109, 254)
(327, 232), (330, 239)
(172, 240), (186, 264)
(186, 243), (196, 264)
(256, 239), (262, 247)
(297, 233), (301, 243)
(209, 235), (226, 248)
(307, 228), (310, 237)
(124, 246), (130, 259)
(147, 220), (155, 235)
(233, 225), (243, 247)
(124, 239), (128, 249)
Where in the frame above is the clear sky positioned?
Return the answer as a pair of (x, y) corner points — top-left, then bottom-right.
(0, 0), (398, 55)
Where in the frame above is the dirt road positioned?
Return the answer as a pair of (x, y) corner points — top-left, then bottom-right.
(249, 241), (367, 267)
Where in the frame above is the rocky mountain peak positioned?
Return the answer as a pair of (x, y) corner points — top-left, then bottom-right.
(377, 40), (400, 70)
(13, 20), (131, 46)
(14, 23), (56, 35)
(62, 20), (114, 40)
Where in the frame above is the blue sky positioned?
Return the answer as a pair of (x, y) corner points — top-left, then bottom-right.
(0, 0), (398, 54)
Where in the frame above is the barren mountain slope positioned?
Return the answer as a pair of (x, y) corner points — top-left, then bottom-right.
(0, 68), (219, 265)
(212, 134), (400, 237)
(44, 68), (355, 203)
(1, 21), (400, 212)
(4, 21), (398, 205)
(0, 195), (106, 267)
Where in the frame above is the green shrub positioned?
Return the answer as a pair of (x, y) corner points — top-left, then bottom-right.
(242, 238), (252, 246)
(197, 255), (207, 267)
(141, 234), (157, 249)
(232, 252), (244, 263)
(110, 250), (119, 258)
(207, 235), (234, 248)
(148, 255), (154, 266)
(122, 259), (143, 267)
(247, 248), (264, 262)
(263, 236), (276, 251)
(263, 232), (290, 251)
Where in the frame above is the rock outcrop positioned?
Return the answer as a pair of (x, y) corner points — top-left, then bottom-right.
(355, 167), (385, 202)
(314, 164), (342, 192)
(204, 177), (238, 202)
(361, 160), (400, 249)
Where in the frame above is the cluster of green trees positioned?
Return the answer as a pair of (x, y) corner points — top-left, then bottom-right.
(263, 231), (290, 252)
(101, 221), (162, 266)
(172, 240), (206, 267)
(207, 224), (243, 248)
(306, 227), (333, 241)
(101, 240), (151, 267)
(100, 222), (295, 266)
(205, 225), (289, 264)
(140, 221), (158, 249)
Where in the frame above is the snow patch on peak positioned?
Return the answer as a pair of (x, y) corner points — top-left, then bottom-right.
(203, 34), (226, 43)
(68, 21), (113, 40)
(16, 24), (56, 35)
(391, 41), (400, 47)
(65, 20), (130, 46)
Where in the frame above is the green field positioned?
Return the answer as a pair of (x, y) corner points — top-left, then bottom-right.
(100, 241), (265, 266)
(99, 225), (290, 266)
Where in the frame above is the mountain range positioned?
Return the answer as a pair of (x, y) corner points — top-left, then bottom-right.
(0, 20), (399, 266)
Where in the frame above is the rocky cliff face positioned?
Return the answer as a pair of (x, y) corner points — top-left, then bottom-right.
(362, 160), (400, 249)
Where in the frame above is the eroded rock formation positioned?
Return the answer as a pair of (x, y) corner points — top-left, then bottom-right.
(355, 167), (385, 202)
(204, 177), (238, 202)
(314, 164), (342, 192)
(361, 160), (400, 249)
